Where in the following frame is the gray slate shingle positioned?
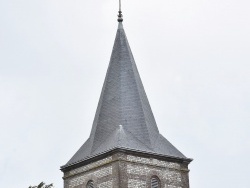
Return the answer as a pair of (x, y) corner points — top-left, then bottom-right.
(62, 23), (189, 168)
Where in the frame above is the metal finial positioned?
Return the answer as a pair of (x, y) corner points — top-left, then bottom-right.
(117, 0), (123, 22)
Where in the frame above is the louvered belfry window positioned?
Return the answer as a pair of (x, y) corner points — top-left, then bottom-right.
(151, 176), (160, 188)
(86, 180), (94, 188)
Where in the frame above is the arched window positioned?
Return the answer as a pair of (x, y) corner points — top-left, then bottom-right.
(86, 180), (94, 188)
(151, 176), (160, 188)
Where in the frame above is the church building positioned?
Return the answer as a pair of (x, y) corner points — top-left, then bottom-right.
(61, 5), (192, 188)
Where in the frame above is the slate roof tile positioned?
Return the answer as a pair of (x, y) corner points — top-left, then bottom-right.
(62, 23), (189, 169)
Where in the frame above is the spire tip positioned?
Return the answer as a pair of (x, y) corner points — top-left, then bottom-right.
(117, 0), (123, 22)
(118, 11), (123, 22)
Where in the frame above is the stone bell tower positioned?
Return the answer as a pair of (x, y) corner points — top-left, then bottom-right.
(61, 3), (192, 188)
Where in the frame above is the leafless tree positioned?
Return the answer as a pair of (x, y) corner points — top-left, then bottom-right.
(28, 182), (53, 188)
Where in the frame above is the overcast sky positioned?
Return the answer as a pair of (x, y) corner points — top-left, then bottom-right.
(0, 0), (249, 188)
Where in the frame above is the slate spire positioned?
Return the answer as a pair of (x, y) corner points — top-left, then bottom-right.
(62, 21), (191, 169)
(89, 22), (160, 151)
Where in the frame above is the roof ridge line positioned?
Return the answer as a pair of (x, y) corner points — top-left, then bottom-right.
(121, 126), (154, 151)
(122, 30), (156, 148)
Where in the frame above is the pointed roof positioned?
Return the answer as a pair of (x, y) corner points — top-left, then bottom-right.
(62, 23), (190, 169)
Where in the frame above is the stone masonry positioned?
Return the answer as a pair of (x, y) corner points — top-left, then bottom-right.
(63, 152), (190, 188)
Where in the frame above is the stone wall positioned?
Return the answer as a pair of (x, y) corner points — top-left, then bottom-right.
(63, 152), (190, 188)
(126, 155), (190, 188)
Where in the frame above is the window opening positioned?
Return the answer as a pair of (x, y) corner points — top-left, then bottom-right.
(86, 180), (94, 188)
(151, 176), (160, 188)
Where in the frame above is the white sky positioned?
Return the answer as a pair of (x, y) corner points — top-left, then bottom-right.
(0, 0), (249, 187)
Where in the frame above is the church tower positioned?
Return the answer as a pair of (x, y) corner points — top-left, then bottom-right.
(61, 4), (192, 188)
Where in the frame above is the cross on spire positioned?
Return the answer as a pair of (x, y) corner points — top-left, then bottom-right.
(118, 0), (123, 22)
